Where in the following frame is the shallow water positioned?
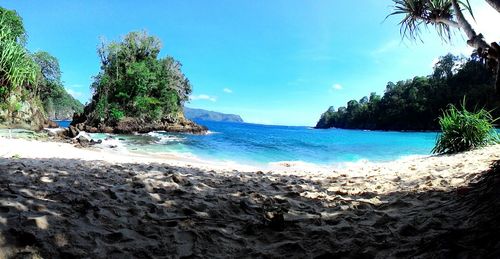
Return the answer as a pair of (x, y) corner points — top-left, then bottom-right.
(56, 120), (438, 166)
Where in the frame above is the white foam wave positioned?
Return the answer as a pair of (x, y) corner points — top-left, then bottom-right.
(205, 130), (219, 135)
(97, 138), (129, 153)
(146, 131), (185, 144)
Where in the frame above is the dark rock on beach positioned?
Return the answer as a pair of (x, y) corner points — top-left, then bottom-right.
(70, 112), (207, 134)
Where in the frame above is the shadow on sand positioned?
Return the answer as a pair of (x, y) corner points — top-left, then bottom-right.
(0, 157), (499, 258)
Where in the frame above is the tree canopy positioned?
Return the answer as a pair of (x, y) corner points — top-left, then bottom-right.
(87, 31), (192, 125)
(388, 0), (500, 92)
(315, 53), (499, 130)
(0, 7), (26, 44)
(32, 51), (83, 119)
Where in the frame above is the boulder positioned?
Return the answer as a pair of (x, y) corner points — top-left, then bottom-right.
(68, 125), (80, 138)
(45, 120), (59, 128)
(44, 128), (68, 138)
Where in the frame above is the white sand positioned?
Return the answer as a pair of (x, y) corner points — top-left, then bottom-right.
(1, 137), (499, 258)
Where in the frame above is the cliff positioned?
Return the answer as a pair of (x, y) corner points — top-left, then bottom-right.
(44, 84), (84, 120)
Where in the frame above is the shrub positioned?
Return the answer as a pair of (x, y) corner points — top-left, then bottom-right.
(432, 103), (498, 154)
(109, 107), (124, 122)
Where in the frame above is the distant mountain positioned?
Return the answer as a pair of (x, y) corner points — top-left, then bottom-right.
(184, 107), (243, 123)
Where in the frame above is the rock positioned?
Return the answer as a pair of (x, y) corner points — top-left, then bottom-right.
(77, 136), (90, 147)
(45, 120), (59, 128)
(74, 131), (102, 147)
(0, 95), (46, 131)
(57, 128), (69, 138)
(103, 127), (114, 133)
(75, 131), (92, 147)
(68, 108), (207, 135)
(44, 128), (67, 138)
(68, 125), (80, 138)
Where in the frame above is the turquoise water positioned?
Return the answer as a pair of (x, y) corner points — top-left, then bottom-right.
(57, 120), (438, 165)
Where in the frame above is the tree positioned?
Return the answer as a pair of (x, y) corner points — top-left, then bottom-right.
(388, 0), (500, 92)
(0, 7), (26, 44)
(315, 53), (499, 130)
(84, 31), (192, 125)
(485, 0), (500, 13)
(33, 51), (62, 99)
(0, 14), (38, 101)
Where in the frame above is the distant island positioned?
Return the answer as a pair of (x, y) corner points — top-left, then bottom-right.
(316, 54), (500, 131)
(184, 107), (243, 123)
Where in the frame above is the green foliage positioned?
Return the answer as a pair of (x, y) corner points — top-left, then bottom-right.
(316, 53), (499, 131)
(0, 7), (26, 44)
(0, 17), (39, 100)
(13, 101), (21, 112)
(32, 50), (84, 118)
(95, 97), (108, 121)
(432, 103), (498, 154)
(387, 0), (474, 42)
(109, 107), (125, 122)
(88, 31), (191, 124)
(33, 51), (61, 98)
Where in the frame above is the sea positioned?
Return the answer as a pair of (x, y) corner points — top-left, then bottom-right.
(55, 120), (438, 166)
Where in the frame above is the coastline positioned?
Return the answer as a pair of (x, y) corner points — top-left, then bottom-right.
(1, 136), (500, 257)
(1, 135), (498, 175)
(0, 134), (434, 173)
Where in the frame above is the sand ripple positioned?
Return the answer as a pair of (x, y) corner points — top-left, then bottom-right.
(0, 142), (500, 258)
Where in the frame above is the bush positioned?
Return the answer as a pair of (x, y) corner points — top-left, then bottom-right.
(432, 103), (498, 154)
(109, 107), (124, 122)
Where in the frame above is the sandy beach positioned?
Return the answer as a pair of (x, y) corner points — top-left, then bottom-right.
(1, 136), (500, 258)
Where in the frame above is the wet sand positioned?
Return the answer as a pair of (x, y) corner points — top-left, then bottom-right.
(1, 137), (499, 258)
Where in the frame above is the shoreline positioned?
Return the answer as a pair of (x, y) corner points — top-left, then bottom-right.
(1, 136), (500, 257)
(1, 134), (433, 173)
(1, 134), (499, 184)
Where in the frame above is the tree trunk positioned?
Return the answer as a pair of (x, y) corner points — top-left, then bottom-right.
(450, 0), (500, 95)
(451, 0), (490, 49)
(486, 0), (500, 13)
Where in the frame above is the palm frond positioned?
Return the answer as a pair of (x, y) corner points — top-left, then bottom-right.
(387, 0), (463, 42)
(0, 18), (39, 99)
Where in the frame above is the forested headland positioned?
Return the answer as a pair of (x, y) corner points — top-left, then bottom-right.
(70, 31), (206, 134)
(316, 54), (500, 131)
(0, 7), (83, 129)
(1, 6), (203, 134)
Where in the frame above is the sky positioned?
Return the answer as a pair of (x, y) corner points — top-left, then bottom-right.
(2, 0), (500, 126)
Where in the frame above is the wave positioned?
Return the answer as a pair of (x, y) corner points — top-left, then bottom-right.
(205, 130), (220, 135)
(146, 131), (185, 144)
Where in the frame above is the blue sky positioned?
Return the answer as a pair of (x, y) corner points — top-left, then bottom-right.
(2, 0), (499, 126)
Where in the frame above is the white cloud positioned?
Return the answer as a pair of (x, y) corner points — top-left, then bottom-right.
(331, 83), (343, 90)
(190, 94), (217, 102)
(66, 88), (83, 98)
(223, 88), (233, 93)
